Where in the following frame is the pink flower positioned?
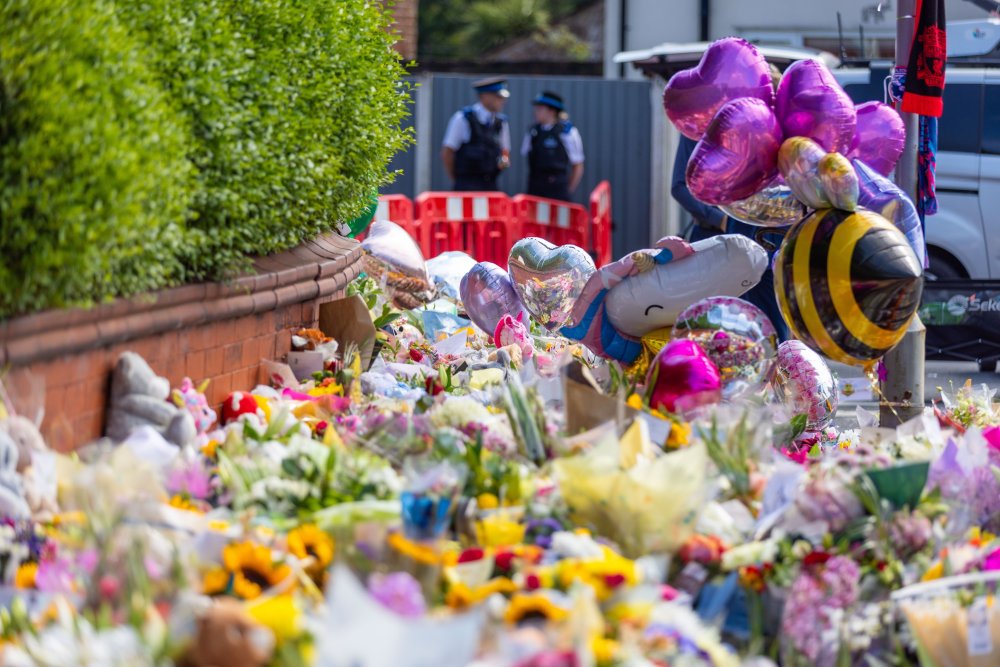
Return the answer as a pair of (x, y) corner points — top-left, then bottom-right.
(368, 572), (427, 617)
(98, 575), (121, 600)
(76, 548), (99, 575)
(35, 557), (76, 594)
(166, 459), (213, 500)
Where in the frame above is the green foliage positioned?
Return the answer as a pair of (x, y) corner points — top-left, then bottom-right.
(0, 0), (412, 318)
(0, 0), (195, 315)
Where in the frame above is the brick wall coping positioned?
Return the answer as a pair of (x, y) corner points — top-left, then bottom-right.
(0, 234), (361, 368)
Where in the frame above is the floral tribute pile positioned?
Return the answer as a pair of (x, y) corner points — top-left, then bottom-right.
(1, 276), (1000, 667)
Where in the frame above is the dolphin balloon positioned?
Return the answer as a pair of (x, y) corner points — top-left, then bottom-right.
(560, 235), (768, 364)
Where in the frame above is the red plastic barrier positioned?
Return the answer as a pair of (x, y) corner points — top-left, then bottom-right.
(356, 194), (416, 243)
(589, 180), (612, 266)
(415, 192), (515, 263)
(511, 195), (589, 252)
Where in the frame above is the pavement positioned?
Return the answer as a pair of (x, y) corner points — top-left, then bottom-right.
(829, 360), (998, 429)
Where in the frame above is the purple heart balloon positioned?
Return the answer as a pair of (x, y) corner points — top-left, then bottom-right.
(686, 97), (783, 206)
(663, 37), (775, 141)
(775, 59), (856, 153)
(847, 102), (905, 177)
(460, 262), (529, 334)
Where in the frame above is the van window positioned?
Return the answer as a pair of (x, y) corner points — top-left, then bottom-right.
(938, 84), (982, 154)
(984, 85), (1000, 155)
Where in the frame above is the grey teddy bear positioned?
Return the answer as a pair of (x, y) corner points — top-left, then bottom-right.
(105, 352), (196, 447)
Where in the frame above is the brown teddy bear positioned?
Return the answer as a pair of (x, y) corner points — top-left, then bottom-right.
(176, 597), (274, 667)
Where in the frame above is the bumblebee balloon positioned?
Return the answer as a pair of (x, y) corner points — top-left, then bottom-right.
(774, 208), (923, 367)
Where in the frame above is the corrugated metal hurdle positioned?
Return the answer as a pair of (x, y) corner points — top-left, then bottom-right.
(512, 195), (589, 253)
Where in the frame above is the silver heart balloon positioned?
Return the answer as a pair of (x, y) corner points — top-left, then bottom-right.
(721, 184), (807, 228)
(508, 238), (596, 330)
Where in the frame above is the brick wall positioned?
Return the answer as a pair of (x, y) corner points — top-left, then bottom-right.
(0, 234), (361, 452)
(389, 0), (418, 61)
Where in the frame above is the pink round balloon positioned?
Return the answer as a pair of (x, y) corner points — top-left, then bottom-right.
(847, 101), (905, 177)
(647, 339), (722, 414)
(774, 59), (856, 153)
(663, 37), (775, 141)
(460, 262), (529, 334)
(686, 97), (783, 205)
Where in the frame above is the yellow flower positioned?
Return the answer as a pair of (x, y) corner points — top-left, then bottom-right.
(387, 532), (442, 566)
(202, 568), (230, 596)
(168, 495), (203, 513)
(504, 593), (569, 625)
(591, 636), (620, 665)
(14, 562), (37, 589)
(626, 394), (644, 411)
(921, 560), (944, 582)
(475, 514), (526, 548)
(201, 439), (220, 459)
(253, 395), (272, 423)
(446, 583), (475, 609)
(606, 601), (653, 626)
(666, 421), (691, 448)
(217, 541), (293, 600)
(307, 383), (343, 398)
(477, 493), (499, 510)
(287, 525), (335, 569)
(247, 594), (300, 645)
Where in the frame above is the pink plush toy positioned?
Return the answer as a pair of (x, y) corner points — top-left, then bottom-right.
(172, 378), (218, 446)
(493, 312), (533, 360)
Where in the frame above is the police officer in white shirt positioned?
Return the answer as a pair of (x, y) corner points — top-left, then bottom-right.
(441, 77), (512, 191)
(520, 91), (585, 202)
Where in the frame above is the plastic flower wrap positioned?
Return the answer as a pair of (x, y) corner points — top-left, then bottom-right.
(935, 380), (1000, 431)
(553, 419), (708, 558)
(400, 457), (466, 541)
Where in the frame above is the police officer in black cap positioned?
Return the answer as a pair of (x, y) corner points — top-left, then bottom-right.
(441, 77), (511, 191)
(521, 91), (585, 202)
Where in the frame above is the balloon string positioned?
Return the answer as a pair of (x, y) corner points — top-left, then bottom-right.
(865, 365), (902, 423)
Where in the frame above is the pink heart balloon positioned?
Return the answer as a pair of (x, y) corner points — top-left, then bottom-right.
(847, 101), (905, 177)
(686, 97), (783, 206)
(663, 37), (775, 141)
(774, 59), (856, 153)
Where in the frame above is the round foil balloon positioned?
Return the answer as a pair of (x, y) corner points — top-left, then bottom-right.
(853, 159), (926, 265)
(361, 220), (432, 309)
(647, 339), (722, 414)
(460, 262), (529, 334)
(778, 136), (832, 210)
(721, 182), (807, 228)
(773, 208), (924, 367)
(817, 152), (858, 211)
(508, 238), (595, 330)
(686, 97), (783, 205)
(671, 297), (778, 400)
(847, 102), (905, 177)
(775, 59), (856, 154)
(772, 340), (838, 430)
(663, 37), (775, 141)
(427, 251), (478, 300)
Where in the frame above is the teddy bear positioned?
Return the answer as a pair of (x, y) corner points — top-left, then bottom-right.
(0, 430), (30, 520)
(0, 416), (58, 519)
(176, 597), (274, 667)
(105, 352), (196, 447)
(171, 378), (220, 448)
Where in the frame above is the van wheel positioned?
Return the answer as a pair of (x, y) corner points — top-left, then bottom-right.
(925, 250), (968, 282)
(980, 359), (998, 373)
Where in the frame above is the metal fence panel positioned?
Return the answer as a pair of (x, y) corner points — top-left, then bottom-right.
(382, 74), (654, 260)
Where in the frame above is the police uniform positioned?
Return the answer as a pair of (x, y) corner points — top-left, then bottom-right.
(521, 92), (584, 202)
(442, 78), (511, 191)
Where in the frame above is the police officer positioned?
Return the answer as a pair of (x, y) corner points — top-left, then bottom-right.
(521, 91), (585, 202)
(441, 77), (512, 191)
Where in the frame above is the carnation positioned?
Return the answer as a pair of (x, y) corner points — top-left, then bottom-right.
(428, 397), (493, 430)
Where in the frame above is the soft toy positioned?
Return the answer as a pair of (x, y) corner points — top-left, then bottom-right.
(176, 597), (274, 667)
(221, 391), (262, 425)
(0, 430), (30, 519)
(493, 312), (533, 361)
(560, 235), (767, 365)
(172, 378), (218, 447)
(0, 416), (58, 518)
(106, 352), (196, 447)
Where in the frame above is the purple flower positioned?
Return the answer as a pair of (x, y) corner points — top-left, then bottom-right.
(35, 557), (76, 594)
(166, 459), (213, 500)
(367, 571), (427, 617)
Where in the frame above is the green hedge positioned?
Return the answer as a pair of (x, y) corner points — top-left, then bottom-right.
(0, 0), (411, 318)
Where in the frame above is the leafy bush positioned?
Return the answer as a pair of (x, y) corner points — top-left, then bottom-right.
(115, 0), (413, 279)
(0, 0), (196, 315)
(0, 0), (411, 318)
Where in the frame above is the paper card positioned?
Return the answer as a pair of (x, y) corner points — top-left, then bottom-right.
(318, 295), (377, 370)
(286, 351), (325, 381)
(434, 331), (468, 356)
(563, 362), (639, 435)
(259, 359), (300, 389)
(637, 413), (673, 448)
(968, 597), (993, 656)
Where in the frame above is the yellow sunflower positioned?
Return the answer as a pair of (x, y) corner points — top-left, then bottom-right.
(203, 541), (293, 600)
(14, 562), (37, 589)
(504, 593), (569, 625)
(287, 525), (335, 569)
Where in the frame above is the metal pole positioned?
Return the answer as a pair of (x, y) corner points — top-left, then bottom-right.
(880, 0), (926, 426)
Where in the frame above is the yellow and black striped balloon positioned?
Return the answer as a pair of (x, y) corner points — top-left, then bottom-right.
(773, 208), (923, 367)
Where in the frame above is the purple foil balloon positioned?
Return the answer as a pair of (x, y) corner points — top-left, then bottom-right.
(775, 59), (856, 153)
(686, 97), (783, 205)
(847, 102), (905, 177)
(663, 37), (775, 141)
(854, 159), (927, 267)
(460, 262), (529, 334)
